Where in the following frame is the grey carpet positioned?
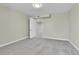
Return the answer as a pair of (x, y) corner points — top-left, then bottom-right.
(0, 38), (79, 55)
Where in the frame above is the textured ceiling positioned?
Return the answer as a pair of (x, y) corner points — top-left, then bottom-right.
(0, 3), (75, 16)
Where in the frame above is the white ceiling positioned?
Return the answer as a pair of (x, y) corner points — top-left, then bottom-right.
(0, 3), (75, 16)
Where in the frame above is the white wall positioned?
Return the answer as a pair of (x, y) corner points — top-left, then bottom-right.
(42, 13), (69, 40)
(0, 5), (28, 45)
(69, 4), (79, 48)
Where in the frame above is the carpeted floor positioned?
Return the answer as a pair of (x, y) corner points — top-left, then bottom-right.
(0, 38), (79, 55)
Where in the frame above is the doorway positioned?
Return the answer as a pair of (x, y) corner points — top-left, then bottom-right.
(29, 17), (43, 39)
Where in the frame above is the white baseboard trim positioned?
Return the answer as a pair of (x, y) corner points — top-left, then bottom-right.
(68, 40), (79, 52)
(43, 36), (79, 51)
(0, 36), (79, 52)
(0, 36), (28, 48)
(43, 36), (68, 41)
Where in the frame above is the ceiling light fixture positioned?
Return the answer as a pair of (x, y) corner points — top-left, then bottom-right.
(32, 3), (42, 8)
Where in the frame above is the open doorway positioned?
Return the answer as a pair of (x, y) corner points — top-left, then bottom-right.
(29, 17), (43, 39)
